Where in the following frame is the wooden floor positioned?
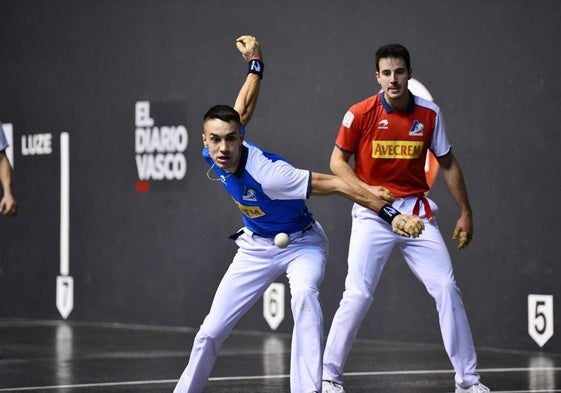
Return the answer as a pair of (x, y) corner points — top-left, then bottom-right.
(0, 319), (560, 392)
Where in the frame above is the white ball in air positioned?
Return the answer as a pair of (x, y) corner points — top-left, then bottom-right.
(274, 232), (290, 248)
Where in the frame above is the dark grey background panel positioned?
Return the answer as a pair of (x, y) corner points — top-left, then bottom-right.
(0, 0), (560, 353)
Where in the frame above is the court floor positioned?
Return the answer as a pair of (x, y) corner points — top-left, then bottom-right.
(0, 319), (559, 392)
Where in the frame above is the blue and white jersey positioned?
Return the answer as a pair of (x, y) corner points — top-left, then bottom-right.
(203, 140), (314, 238)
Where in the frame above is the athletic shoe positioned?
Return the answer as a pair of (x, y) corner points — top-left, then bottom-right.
(322, 380), (345, 393)
(455, 383), (491, 393)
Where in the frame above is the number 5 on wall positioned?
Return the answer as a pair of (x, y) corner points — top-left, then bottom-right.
(528, 294), (554, 347)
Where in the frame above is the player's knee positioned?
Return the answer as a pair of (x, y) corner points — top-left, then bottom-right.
(291, 287), (319, 302)
(430, 279), (462, 304)
(344, 288), (374, 306)
(290, 288), (320, 312)
(193, 329), (214, 345)
(193, 329), (224, 356)
(441, 278), (459, 294)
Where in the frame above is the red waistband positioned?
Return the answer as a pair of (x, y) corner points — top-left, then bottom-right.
(412, 195), (433, 221)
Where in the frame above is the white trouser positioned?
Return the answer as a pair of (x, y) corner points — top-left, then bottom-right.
(322, 198), (480, 387)
(175, 221), (328, 393)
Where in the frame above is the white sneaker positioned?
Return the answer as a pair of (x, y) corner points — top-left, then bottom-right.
(455, 383), (491, 393)
(322, 380), (345, 393)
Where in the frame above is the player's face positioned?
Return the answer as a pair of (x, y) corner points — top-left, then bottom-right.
(376, 57), (412, 109)
(202, 119), (243, 173)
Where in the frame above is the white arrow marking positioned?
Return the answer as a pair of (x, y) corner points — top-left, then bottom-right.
(60, 132), (69, 276)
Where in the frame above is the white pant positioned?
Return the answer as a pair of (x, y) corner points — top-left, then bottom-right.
(322, 198), (480, 387)
(175, 221), (328, 393)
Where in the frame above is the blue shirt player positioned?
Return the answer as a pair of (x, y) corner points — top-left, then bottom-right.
(174, 35), (424, 393)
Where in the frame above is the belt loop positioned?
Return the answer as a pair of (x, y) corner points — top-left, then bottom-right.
(229, 229), (244, 240)
(301, 220), (315, 234)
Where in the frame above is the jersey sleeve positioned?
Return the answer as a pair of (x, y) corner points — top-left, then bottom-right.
(430, 111), (451, 157)
(260, 160), (311, 200)
(335, 106), (362, 154)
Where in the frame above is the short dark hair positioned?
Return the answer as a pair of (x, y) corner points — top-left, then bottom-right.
(375, 43), (411, 72)
(203, 105), (241, 127)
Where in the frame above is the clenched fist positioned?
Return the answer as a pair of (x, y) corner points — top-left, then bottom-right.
(236, 35), (262, 62)
(392, 214), (424, 238)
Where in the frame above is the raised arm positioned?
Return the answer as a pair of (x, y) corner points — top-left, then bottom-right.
(233, 35), (264, 126)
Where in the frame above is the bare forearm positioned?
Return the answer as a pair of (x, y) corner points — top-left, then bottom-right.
(0, 153), (13, 197)
(310, 172), (385, 213)
(441, 158), (472, 215)
(439, 153), (473, 247)
(337, 178), (387, 212)
(234, 74), (261, 126)
(0, 152), (17, 215)
(310, 171), (424, 237)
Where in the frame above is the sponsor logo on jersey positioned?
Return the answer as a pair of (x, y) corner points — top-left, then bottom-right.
(372, 140), (423, 159)
(342, 111), (354, 128)
(233, 199), (265, 218)
(242, 186), (257, 201)
(378, 119), (389, 129)
(409, 120), (424, 136)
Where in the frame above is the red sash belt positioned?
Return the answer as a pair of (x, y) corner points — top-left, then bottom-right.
(413, 195), (433, 221)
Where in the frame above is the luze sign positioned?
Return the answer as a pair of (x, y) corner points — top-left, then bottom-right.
(528, 294), (554, 347)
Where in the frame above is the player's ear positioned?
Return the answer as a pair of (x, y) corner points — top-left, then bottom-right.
(408, 67), (413, 80)
(202, 133), (207, 147)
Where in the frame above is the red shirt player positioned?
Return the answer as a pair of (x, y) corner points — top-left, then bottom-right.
(321, 43), (490, 393)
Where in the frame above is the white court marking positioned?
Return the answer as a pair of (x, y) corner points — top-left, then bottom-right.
(0, 367), (560, 392)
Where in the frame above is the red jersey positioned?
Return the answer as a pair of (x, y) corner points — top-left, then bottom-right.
(335, 92), (451, 198)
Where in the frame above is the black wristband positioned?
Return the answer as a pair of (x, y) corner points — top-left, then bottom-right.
(248, 59), (264, 79)
(379, 204), (401, 225)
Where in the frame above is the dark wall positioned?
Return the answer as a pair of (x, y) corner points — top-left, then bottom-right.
(1, 0), (560, 353)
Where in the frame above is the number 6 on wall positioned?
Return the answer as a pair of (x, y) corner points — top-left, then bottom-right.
(263, 283), (285, 331)
(528, 294), (554, 347)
